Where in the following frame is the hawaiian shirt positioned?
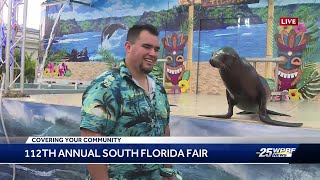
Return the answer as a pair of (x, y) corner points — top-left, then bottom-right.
(80, 62), (170, 179)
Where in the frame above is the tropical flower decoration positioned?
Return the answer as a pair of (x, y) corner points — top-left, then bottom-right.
(43, 68), (50, 77)
(178, 80), (190, 93)
(288, 89), (302, 100)
(53, 67), (59, 77)
(293, 23), (307, 33)
(47, 62), (55, 73)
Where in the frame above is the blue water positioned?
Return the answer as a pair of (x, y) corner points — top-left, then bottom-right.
(49, 22), (320, 62)
(48, 23), (267, 62)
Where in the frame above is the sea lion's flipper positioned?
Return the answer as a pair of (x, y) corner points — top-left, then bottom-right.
(259, 95), (303, 127)
(198, 90), (235, 119)
(237, 111), (255, 115)
(259, 113), (303, 127)
(198, 114), (232, 119)
(267, 109), (291, 117)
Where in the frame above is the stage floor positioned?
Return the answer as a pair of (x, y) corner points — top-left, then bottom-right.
(11, 93), (320, 129)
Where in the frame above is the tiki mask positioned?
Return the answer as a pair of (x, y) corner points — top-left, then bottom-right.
(274, 27), (310, 91)
(162, 32), (188, 87)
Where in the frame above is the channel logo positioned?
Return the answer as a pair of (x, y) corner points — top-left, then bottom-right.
(257, 148), (296, 157)
(279, 17), (299, 26)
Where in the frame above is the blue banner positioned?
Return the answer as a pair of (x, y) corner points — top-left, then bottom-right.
(2, 143), (319, 164)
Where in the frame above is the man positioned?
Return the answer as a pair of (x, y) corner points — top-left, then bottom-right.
(80, 24), (172, 180)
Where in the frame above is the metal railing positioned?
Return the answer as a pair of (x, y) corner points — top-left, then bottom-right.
(246, 57), (286, 94)
(157, 59), (167, 86)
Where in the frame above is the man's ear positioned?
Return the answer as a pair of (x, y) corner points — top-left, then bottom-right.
(125, 41), (131, 53)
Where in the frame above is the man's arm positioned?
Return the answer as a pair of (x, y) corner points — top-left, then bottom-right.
(163, 125), (173, 180)
(81, 129), (109, 180)
(164, 124), (170, 136)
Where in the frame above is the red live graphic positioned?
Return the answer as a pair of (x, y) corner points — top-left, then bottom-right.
(279, 18), (299, 26)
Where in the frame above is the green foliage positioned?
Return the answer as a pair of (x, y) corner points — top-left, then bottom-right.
(79, 20), (93, 32)
(123, 16), (139, 28)
(46, 49), (69, 66)
(296, 15), (320, 99)
(179, 4), (203, 35)
(265, 78), (276, 91)
(97, 48), (120, 69)
(292, 5), (318, 22)
(252, 4), (320, 23)
(180, 17), (195, 36)
(298, 67), (320, 99)
(1, 48), (37, 82)
(151, 61), (164, 80)
(24, 53), (36, 82)
(302, 18), (320, 62)
(182, 70), (190, 80)
(251, 8), (268, 23)
(65, 69), (72, 77)
(158, 43), (165, 59)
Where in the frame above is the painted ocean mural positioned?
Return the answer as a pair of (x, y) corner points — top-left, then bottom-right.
(40, 0), (320, 97)
(42, 0), (320, 63)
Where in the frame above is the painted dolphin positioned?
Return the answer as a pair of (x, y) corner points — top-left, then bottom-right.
(101, 23), (128, 43)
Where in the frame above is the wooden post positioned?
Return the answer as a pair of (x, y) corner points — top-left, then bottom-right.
(265, 0), (274, 78)
(186, 3), (194, 86)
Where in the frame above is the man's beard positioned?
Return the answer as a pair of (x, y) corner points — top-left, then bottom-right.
(139, 63), (153, 74)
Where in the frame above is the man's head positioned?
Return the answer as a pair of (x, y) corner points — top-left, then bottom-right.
(125, 24), (160, 75)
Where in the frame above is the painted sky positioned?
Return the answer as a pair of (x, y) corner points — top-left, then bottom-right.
(248, 0), (320, 7)
(46, 0), (178, 21)
(44, 0), (320, 21)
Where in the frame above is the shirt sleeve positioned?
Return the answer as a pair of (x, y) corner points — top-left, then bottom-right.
(165, 94), (170, 126)
(80, 80), (119, 135)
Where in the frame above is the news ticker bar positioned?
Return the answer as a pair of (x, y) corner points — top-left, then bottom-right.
(0, 143), (320, 164)
(21, 136), (320, 144)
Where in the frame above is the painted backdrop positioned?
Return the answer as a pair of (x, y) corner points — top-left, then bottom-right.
(40, 0), (320, 96)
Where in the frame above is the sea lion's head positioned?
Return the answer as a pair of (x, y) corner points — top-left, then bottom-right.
(209, 47), (240, 69)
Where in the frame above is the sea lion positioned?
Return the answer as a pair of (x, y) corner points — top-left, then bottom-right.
(199, 47), (303, 127)
(101, 23), (128, 43)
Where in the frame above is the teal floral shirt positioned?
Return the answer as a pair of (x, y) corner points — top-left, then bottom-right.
(80, 63), (170, 178)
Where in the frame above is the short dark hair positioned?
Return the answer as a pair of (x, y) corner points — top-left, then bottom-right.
(126, 24), (159, 43)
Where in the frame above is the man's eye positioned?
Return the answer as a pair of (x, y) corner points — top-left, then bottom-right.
(143, 45), (151, 49)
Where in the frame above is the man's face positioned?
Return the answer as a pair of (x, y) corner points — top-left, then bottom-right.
(126, 30), (160, 74)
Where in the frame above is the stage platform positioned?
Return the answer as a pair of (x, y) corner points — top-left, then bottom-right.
(2, 93), (320, 179)
(12, 93), (320, 130)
